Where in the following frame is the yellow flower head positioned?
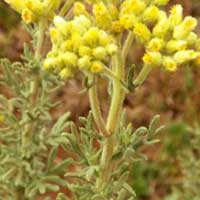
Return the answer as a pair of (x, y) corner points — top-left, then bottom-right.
(153, 19), (169, 38)
(143, 52), (162, 66)
(120, 0), (146, 15)
(22, 8), (35, 24)
(78, 56), (91, 69)
(168, 4), (183, 28)
(93, 2), (112, 29)
(163, 57), (177, 72)
(92, 47), (107, 60)
(166, 40), (187, 53)
(90, 61), (104, 73)
(73, 2), (88, 17)
(134, 23), (151, 44)
(59, 68), (74, 80)
(143, 6), (159, 23)
(120, 14), (138, 29)
(174, 50), (197, 64)
(147, 38), (164, 52)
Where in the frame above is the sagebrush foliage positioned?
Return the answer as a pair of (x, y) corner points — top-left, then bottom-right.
(1, 0), (200, 199)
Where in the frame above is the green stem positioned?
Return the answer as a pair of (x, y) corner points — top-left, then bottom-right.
(99, 53), (125, 184)
(59, 0), (75, 17)
(35, 20), (46, 59)
(121, 32), (134, 61)
(89, 76), (109, 137)
(133, 64), (152, 86)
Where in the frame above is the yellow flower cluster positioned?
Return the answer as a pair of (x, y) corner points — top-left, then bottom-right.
(142, 4), (200, 72)
(4, 0), (60, 23)
(43, 15), (118, 79)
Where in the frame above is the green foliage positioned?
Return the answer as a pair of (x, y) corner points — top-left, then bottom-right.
(0, 33), (70, 199)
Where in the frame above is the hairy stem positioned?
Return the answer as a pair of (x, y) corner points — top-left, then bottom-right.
(59, 0), (75, 17)
(121, 32), (134, 60)
(99, 53), (125, 185)
(133, 64), (152, 86)
(89, 76), (109, 137)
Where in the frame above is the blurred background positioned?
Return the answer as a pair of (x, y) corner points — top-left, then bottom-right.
(1, 0), (200, 199)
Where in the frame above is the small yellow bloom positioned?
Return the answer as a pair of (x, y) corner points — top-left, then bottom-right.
(166, 40), (187, 53)
(174, 50), (197, 64)
(59, 52), (78, 68)
(106, 44), (118, 55)
(21, 8), (35, 24)
(78, 46), (92, 57)
(78, 56), (91, 69)
(73, 2), (88, 17)
(133, 23), (151, 44)
(93, 2), (112, 30)
(90, 61), (104, 73)
(168, 4), (183, 28)
(59, 68), (74, 80)
(153, 19), (169, 38)
(83, 28), (99, 47)
(143, 6), (159, 23)
(25, 0), (44, 16)
(43, 57), (57, 71)
(112, 21), (122, 34)
(120, 14), (137, 29)
(147, 38), (164, 52)
(163, 57), (177, 72)
(143, 52), (162, 66)
(120, 0), (146, 15)
(187, 32), (198, 45)
(173, 16), (197, 39)
(92, 47), (107, 60)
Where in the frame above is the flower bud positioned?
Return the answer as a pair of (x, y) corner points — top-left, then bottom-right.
(59, 52), (78, 68)
(153, 19), (169, 38)
(106, 44), (118, 55)
(174, 50), (197, 64)
(147, 38), (164, 52)
(133, 23), (151, 44)
(59, 68), (74, 80)
(93, 47), (107, 60)
(143, 52), (162, 66)
(173, 16), (197, 39)
(162, 57), (177, 72)
(78, 46), (92, 57)
(143, 6), (159, 23)
(166, 40), (187, 53)
(83, 28), (99, 47)
(187, 32), (198, 45)
(25, 0), (44, 16)
(73, 2), (88, 17)
(43, 57), (57, 71)
(53, 16), (69, 36)
(168, 4), (183, 28)
(90, 61), (104, 73)
(120, 14), (138, 29)
(22, 8), (35, 24)
(78, 56), (91, 69)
